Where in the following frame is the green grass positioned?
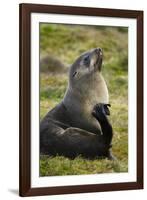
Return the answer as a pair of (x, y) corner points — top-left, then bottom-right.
(39, 24), (128, 176)
(40, 155), (127, 176)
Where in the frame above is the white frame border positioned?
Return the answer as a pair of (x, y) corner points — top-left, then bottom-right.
(31, 13), (137, 188)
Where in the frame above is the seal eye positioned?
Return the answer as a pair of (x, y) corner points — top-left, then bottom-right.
(84, 55), (90, 66)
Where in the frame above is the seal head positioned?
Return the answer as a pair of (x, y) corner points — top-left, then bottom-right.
(69, 48), (103, 87)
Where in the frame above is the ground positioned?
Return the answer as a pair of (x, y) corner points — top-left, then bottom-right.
(39, 24), (128, 176)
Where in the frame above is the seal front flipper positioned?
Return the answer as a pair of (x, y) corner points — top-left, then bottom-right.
(92, 103), (116, 160)
(92, 103), (111, 122)
(92, 103), (113, 144)
(103, 104), (111, 115)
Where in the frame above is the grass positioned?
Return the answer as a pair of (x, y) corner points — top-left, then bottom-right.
(39, 24), (128, 176)
(40, 155), (127, 176)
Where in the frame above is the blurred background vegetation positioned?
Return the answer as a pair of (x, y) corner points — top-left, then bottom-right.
(39, 23), (128, 176)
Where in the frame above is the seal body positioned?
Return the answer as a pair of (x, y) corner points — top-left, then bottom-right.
(40, 48), (114, 159)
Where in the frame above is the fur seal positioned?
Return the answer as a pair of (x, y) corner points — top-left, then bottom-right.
(40, 48), (114, 159)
